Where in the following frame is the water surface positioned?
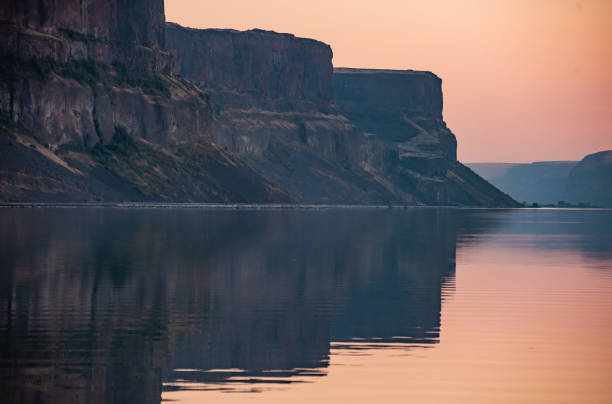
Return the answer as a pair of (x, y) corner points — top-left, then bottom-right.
(1, 208), (611, 403)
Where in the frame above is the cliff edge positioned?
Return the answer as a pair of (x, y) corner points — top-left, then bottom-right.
(1, 2), (515, 206)
(0, 1), (289, 202)
(167, 24), (516, 206)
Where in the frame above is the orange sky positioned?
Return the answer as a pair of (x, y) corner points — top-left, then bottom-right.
(165, 0), (612, 163)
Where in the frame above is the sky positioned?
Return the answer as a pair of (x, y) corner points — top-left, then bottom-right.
(165, 0), (612, 163)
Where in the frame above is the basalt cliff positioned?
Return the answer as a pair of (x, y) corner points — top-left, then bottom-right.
(0, 0), (515, 206)
(167, 24), (515, 206)
(0, 0), (288, 202)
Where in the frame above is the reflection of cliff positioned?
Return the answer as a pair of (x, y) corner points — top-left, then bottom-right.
(1, 209), (459, 403)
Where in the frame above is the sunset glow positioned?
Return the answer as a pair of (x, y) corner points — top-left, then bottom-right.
(166, 0), (612, 163)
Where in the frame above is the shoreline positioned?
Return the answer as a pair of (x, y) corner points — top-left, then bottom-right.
(0, 202), (608, 211)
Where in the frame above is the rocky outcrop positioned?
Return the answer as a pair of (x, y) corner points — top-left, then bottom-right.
(566, 150), (612, 207)
(0, 0), (204, 148)
(333, 68), (456, 161)
(0, 0), (169, 72)
(167, 25), (516, 206)
(332, 68), (516, 206)
(167, 23), (405, 204)
(167, 23), (334, 112)
(0, 1), (288, 202)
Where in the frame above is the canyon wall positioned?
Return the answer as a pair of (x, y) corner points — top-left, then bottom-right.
(0, 0), (169, 71)
(167, 23), (405, 204)
(333, 68), (456, 161)
(0, 0), (201, 148)
(168, 24), (516, 206)
(332, 68), (517, 206)
(167, 23), (334, 112)
(0, 1), (288, 203)
(0, 1), (515, 206)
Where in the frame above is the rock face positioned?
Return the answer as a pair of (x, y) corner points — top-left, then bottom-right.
(332, 68), (512, 206)
(334, 68), (456, 160)
(0, 0), (169, 72)
(167, 24), (516, 206)
(0, 1), (288, 202)
(167, 23), (399, 204)
(566, 151), (612, 207)
(1, 1), (516, 206)
(166, 23), (334, 112)
(0, 0), (199, 148)
(330, 68), (516, 206)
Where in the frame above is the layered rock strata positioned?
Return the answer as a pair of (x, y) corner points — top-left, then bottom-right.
(0, 1), (288, 202)
(167, 24), (516, 206)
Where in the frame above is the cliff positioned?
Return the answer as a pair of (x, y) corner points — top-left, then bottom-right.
(332, 68), (516, 206)
(167, 23), (334, 112)
(167, 25), (516, 206)
(333, 68), (456, 160)
(566, 151), (612, 207)
(1, 2), (515, 206)
(0, 1), (288, 202)
(167, 23), (405, 204)
(0, 0), (169, 72)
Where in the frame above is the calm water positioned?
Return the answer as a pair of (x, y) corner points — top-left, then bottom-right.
(1, 208), (611, 403)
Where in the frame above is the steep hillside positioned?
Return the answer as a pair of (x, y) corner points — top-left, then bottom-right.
(469, 153), (612, 207)
(566, 151), (612, 207)
(468, 161), (577, 204)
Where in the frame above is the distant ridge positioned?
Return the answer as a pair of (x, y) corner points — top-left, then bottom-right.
(468, 152), (612, 207)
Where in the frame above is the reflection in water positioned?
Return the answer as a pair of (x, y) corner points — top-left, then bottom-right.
(0, 209), (457, 403)
(0, 208), (611, 403)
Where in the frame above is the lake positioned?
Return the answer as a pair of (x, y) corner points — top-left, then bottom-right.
(1, 207), (611, 403)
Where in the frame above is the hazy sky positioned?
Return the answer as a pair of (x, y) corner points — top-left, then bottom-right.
(166, 0), (612, 163)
